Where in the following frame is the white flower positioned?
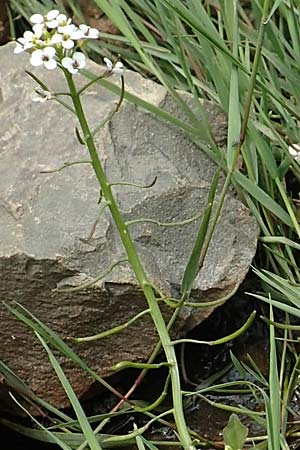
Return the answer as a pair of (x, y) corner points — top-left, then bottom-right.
(30, 13), (44, 25)
(62, 52), (86, 74)
(56, 14), (72, 32)
(31, 87), (52, 102)
(51, 24), (84, 49)
(79, 24), (100, 39)
(14, 39), (26, 54)
(70, 27), (86, 40)
(30, 47), (57, 70)
(14, 37), (31, 54)
(32, 23), (45, 37)
(104, 57), (124, 74)
(289, 144), (300, 163)
(30, 9), (60, 30)
(14, 29), (43, 54)
(24, 29), (43, 41)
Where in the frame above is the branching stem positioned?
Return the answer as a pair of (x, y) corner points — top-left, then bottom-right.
(64, 68), (195, 450)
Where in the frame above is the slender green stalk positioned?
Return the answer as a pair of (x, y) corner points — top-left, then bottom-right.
(63, 69), (195, 450)
(171, 310), (256, 346)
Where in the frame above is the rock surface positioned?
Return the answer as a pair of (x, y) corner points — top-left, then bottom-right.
(0, 42), (259, 408)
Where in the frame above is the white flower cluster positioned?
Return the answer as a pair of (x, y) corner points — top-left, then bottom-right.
(14, 9), (99, 73)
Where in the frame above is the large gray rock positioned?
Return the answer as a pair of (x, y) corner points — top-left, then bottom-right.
(0, 42), (259, 408)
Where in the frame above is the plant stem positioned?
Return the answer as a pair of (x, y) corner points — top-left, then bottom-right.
(64, 69), (195, 450)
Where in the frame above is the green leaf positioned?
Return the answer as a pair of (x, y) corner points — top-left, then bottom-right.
(226, 0), (241, 171)
(223, 414), (248, 450)
(234, 171), (294, 227)
(265, 0), (285, 23)
(3, 302), (120, 397)
(35, 332), (103, 450)
(181, 169), (220, 296)
(248, 125), (279, 180)
(267, 305), (281, 450)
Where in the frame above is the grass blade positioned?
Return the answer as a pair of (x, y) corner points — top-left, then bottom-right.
(181, 169), (220, 296)
(35, 332), (103, 450)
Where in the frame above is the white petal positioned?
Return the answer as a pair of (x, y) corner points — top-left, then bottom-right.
(30, 13), (43, 24)
(71, 29), (85, 40)
(46, 19), (58, 29)
(57, 24), (72, 33)
(79, 24), (88, 33)
(31, 88), (51, 102)
(14, 43), (24, 54)
(67, 24), (77, 34)
(31, 91), (44, 102)
(24, 42), (34, 50)
(57, 14), (67, 23)
(74, 52), (86, 68)
(30, 49), (44, 66)
(113, 61), (124, 73)
(89, 28), (100, 38)
(17, 37), (26, 45)
(44, 59), (57, 70)
(58, 25), (68, 34)
(43, 46), (56, 58)
(289, 145), (300, 159)
(32, 23), (45, 36)
(78, 24), (99, 38)
(62, 57), (73, 69)
(67, 65), (77, 74)
(47, 9), (59, 20)
(22, 30), (38, 47)
(73, 51), (85, 62)
(62, 39), (74, 49)
(104, 57), (112, 70)
(51, 33), (63, 44)
(23, 31), (34, 41)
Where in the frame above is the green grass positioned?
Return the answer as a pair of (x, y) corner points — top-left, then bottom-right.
(4, 0), (300, 448)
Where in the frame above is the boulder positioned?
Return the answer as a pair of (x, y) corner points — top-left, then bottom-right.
(0, 43), (259, 408)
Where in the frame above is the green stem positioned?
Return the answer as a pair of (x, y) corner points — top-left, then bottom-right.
(63, 69), (195, 450)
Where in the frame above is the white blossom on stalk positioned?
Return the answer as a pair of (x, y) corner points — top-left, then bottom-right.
(104, 57), (124, 74)
(32, 23), (45, 37)
(56, 14), (72, 32)
(30, 47), (57, 70)
(14, 36), (31, 54)
(79, 24), (100, 39)
(24, 29), (43, 41)
(289, 144), (300, 163)
(14, 29), (42, 53)
(14, 39), (26, 54)
(30, 9), (60, 29)
(51, 24), (84, 49)
(31, 87), (52, 102)
(14, 9), (104, 76)
(62, 52), (86, 74)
